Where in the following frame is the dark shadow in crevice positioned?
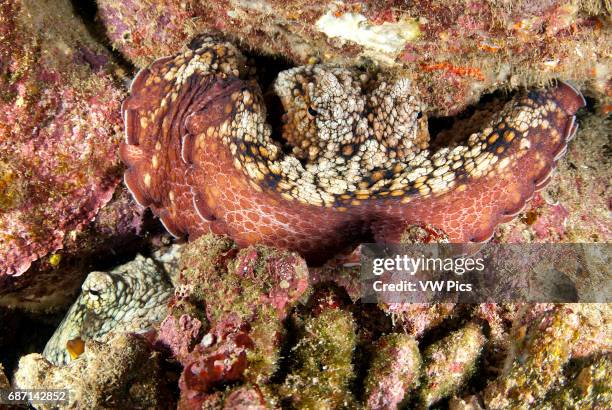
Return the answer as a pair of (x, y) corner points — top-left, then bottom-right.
(69, 0), (134, 75)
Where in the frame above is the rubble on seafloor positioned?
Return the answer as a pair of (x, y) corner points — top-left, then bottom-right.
(9, 235), (610, 409)
(14, 333), (172, 409)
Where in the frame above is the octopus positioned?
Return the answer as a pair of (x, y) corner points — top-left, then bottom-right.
(120, 37), (585, 263)
(43, 255), (173, 365)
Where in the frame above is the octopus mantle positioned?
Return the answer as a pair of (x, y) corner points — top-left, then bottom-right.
(120, 38), (585, 262)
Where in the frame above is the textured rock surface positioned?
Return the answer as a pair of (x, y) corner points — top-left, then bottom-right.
(484, 303), (611, 408)
(14, 333), (172, 409)
(0, 186), (148, 312)
(154, 234), (310, 407)
(97, 0), (610, 115)
(0, 363), (8, 389)
(0, 0), (131, 309)
(420, 322), (487, 407)
(280, 306), (358, 409)
(538, 354), (612, 409)
(364, 333), (422, 410)
(0, 1), (609, 408)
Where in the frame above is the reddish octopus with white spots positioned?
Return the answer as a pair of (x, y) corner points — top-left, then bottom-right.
(120, 38), (585, 263)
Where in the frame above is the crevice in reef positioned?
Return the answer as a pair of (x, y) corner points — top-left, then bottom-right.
(428, 89), (515, 150)
(69, 0), (135, 77)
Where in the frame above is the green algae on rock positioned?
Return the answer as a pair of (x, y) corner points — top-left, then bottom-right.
(364, 333), (422, 410)
(156, 234), (310, 406)
(484, 305), (581, 408)
(419, 322), (486, 407)
(537, 354), (612, 410)
(281, 307), (357, 409)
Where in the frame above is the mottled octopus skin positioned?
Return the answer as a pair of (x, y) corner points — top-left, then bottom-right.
(43, 255), (173, 365)
(120, 38), (585, 262)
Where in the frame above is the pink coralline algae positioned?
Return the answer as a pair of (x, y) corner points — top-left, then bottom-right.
(97, 0), (206, 69)
(155, 234), (309, 408)
(0, 0), (124, 283)
(97, 0), (610, 115)
(364, 333), (422, 410)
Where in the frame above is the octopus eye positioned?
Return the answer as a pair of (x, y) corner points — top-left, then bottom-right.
(88, 289), (101, 298)
(307, 106), (318, 117)
(416, 112), (423, 119)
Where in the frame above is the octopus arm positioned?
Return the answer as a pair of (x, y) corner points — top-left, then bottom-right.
(120, 54), (246, 237)
(374, 81), (585, 244)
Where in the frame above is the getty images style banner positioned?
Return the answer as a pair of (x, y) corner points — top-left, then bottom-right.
(360, 243), (611, 304)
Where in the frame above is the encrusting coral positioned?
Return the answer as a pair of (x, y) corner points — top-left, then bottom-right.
(537, 354), (612, 409)
(0, 0), (142, 311)
(12, 234), (609, 409)
(484, 303), (610, 409)
(97, 0), (611, 115)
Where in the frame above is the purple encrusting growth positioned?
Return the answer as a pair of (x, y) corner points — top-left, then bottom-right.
(154, 234), (309, 408)
(0, 0), (125, 296)
(364, 333), (422, 410)
(97, 0), (610, 116)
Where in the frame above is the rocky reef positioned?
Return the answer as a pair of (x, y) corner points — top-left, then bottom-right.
(0, 0), (610, 409)
(15, 333), (172, 409)
(12, 237), (611, 408)
(0, 0), (150, 312)
(97, 0), (611, 115)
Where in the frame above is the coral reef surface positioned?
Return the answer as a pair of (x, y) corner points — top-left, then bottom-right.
(0, 0), (145, 311)
(15, 333), (171, 409)
(97, 0), (611, 115)
(0, 1), (609, 409)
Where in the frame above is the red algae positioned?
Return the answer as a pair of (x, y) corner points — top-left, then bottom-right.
(0, 0), (125, 292)
(97, 0), (610, 115)
(155, 234), (309, 407)
(364, 333), (422, 409)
